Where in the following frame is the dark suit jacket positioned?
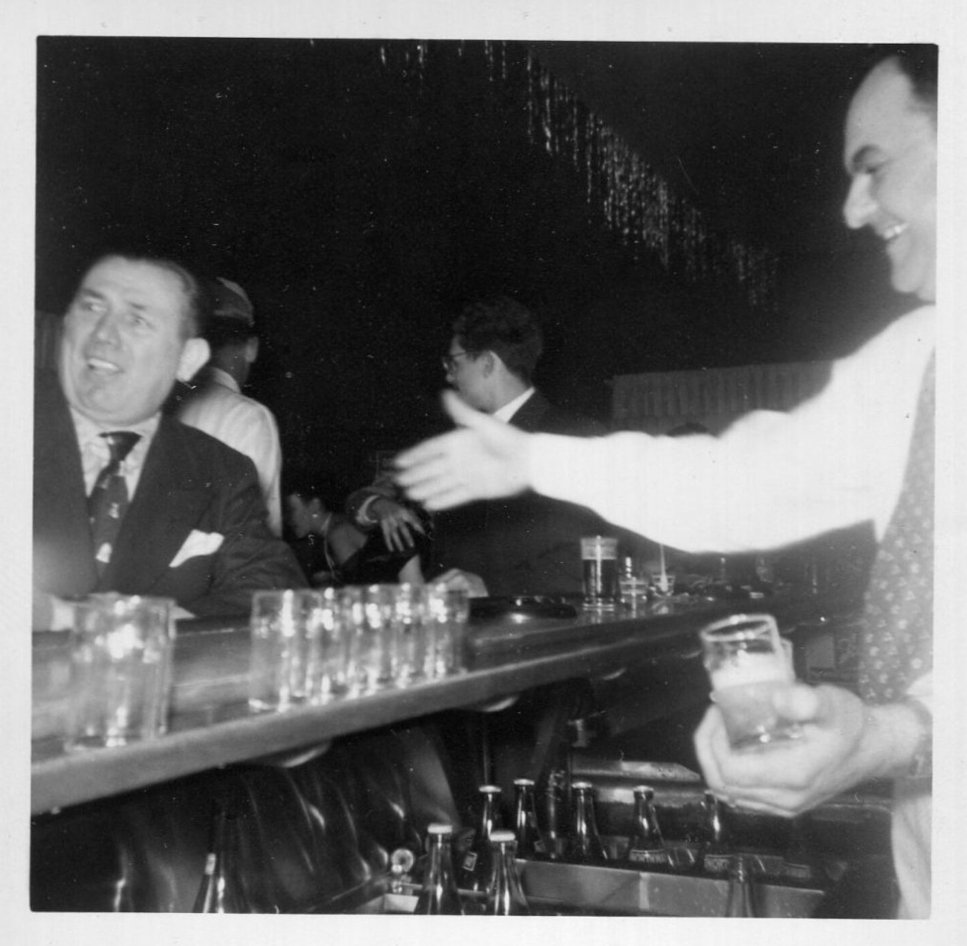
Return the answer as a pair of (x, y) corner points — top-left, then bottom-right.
(34, 369), (304, 619)
(348, 391), (608, 597)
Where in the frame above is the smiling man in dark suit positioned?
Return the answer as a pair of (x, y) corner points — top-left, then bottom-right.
(33, 251), (303, 628)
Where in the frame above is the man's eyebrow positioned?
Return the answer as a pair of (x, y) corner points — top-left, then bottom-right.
(848, 144), (880, 173)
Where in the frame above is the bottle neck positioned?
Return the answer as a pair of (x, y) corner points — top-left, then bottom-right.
(633, 796), (660, 838)
(479, 793), (501, 838)
(427, 834), (455, 877)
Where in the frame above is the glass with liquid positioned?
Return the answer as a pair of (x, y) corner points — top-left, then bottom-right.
(699, 613), (801, 750)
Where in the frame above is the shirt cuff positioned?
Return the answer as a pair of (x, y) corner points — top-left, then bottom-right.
(357, 494), (379, 525)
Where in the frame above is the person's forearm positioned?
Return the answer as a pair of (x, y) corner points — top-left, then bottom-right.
(527, 419), (876, 553)
(858, 701), (927, 781)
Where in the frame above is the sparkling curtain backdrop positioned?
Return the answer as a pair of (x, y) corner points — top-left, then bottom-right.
(380, 40), (778, 314)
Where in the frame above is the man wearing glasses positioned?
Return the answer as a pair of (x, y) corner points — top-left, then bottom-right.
(348, 295), (607, 598)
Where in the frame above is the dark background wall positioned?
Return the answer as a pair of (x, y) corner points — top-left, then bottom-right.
(35, 38), (916, 498)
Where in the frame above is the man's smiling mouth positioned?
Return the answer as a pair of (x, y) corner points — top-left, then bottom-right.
(85, 356), (123, 374)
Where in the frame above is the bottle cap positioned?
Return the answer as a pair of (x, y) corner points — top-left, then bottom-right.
(513, 778), (535, 787)
(633, 785), (655, 796)
(427, 823), (454, 835)
(572, 780), (593, 790)
(390, 847), (416, 872)
(489, 830), (516, 843)
(478, 784), (502, 793)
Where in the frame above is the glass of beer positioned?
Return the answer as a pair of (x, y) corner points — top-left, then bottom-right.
(66, 594), (176, 749)
(699, 613), (801, 750)
(581, 535), (619, 611)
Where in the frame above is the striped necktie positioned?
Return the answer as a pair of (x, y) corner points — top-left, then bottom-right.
(857, 353), (935, 703)
(88, 431), (141, 575)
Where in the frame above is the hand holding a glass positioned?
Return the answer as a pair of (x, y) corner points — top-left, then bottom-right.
(693, 677), (875, 818)
(695, 613), (880, 817)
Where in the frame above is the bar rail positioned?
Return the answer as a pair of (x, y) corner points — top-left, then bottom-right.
(32, 594), (833, 815)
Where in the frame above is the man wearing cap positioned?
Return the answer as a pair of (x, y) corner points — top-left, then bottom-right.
(178, 276), (284, 535)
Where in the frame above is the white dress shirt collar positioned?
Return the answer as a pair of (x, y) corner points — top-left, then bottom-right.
(70, 407), (161, 497)
(205, 365), (241, 394)
(493, 387), (535, 424)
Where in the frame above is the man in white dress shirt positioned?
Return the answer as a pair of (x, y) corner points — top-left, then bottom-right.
(178, 277), (284, 535)
(395, 49), (938, 917)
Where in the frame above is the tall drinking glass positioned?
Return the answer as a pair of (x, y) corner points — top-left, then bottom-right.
(424, 584), (470, 677)
(339, 585), (366, 697)
(248, 589), (324, 712)
(315, 586), (350, 702)
(393, 583), (427, 686)
(581, 535), (619, 611)
(359, 584), (397, 693)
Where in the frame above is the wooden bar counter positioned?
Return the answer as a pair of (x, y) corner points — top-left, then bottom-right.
(32, 591), (838, 816)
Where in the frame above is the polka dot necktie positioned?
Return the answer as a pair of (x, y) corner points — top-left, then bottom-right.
(858, 354), (934, 704)
(88, 431), (141, 576)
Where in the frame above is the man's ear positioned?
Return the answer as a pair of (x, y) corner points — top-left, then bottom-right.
(245, 336), (260, 365)
(481, 350), (496, 377)
(177, 337), (210, 383)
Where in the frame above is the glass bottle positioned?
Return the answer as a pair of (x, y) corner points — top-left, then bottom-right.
(513, 778), (547, 859)
(484, 830), (530, 915)
(459, 784), (503, 892)
(565, 781), (608, 864)
(700, 791), (730, 876)
(193, 800), (251, 913)
(724, 855), (757, 917)
(626, 785), (669, 869)
(415, 823), (465, 915)
(542, 770), (566, 860)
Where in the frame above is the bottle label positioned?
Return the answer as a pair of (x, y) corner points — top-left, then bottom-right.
(703, 853), (730, 874)
(526, 813), (540, 830)
(202, 852), (217, 876)
(533, 839), (547, 854)
(628, 848), (668, 866)
(462, 851), (478, 873)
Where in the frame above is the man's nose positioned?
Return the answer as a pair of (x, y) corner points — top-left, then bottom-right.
(90, 310), (121, 343)
(842, 175), (876, 230)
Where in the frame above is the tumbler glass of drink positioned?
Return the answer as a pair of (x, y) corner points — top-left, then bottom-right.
(66, 593), (176, 749)
(248, 588), (324, 712)
(699, 613), (801, 750)
(581, 535), (619, 611)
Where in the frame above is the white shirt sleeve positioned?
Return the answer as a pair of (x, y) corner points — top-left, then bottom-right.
(529, 306), (935, 553)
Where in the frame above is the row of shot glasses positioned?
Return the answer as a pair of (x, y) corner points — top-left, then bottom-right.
(248, 583), (471, 712)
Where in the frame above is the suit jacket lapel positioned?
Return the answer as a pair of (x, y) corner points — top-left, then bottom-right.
(507, 390), (549, 433)
(102, 418), (212, 592)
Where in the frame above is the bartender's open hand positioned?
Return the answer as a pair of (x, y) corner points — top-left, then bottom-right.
(694, 682), (871, 817)
(395, 390), (531, 510)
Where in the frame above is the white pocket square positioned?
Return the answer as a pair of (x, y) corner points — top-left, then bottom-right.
(169, 530), (224, 568)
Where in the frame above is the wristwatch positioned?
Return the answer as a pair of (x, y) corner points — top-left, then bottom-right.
(901, 696), (933, 780)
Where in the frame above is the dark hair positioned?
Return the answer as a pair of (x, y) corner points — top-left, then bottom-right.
(452, 295), (544, 384)
(80, 251), (207, 339)
(873, 45), (938, 120)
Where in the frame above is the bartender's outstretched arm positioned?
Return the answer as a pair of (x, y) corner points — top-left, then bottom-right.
(395, 390), (532, 509)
